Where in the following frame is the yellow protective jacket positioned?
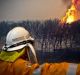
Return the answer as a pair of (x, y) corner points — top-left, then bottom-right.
(0, 58), (39, 75)
(0, 59), (80, 75)
(33, 62), (80, 75)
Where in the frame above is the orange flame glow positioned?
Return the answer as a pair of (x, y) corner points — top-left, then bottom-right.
(61, 0), (78, 24)
(66, 5), (77, 24)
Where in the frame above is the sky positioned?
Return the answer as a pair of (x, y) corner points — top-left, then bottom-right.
(0, 0), (71, 21)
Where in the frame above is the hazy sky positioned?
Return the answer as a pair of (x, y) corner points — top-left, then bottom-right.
(0, 0), (70, 21)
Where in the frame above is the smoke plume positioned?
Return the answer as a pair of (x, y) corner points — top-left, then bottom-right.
(62, 0), (71, 8)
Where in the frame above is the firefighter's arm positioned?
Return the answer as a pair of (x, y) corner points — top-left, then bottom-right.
(32, 62), (69, 75)
(32, 63), (79, 75)
(28, 63), (40, 75)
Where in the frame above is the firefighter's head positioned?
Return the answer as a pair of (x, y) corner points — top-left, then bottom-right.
(1, 27), (37, 63)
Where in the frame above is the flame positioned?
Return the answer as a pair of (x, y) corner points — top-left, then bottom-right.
(61, 0), (78, 24)
(66, 5), (76, 24)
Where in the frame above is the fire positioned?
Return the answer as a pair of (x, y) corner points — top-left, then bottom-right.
(66, 15), (75, 24)
(66, 5), (76, 24)
(61, 0), (78, 24)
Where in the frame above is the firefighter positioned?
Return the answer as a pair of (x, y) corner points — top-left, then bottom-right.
(0, 26), (80, 75)
(0, 27), (39, 75)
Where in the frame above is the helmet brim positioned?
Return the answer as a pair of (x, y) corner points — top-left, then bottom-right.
(3, 37), (34, 51)
(6, 44), (27, 51)
(27, 37), (34, 41)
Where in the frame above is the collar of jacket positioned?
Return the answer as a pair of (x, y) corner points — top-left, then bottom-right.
(0, 48), (25, 62)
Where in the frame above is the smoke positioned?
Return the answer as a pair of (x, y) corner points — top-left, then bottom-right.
(74, 0), (79, 4)
(62, 0), (80, 10)
(62, 0), (71, 4)
(62, 0), (72, 8)
(62, 0), (71, 3)
(74, 0), (80, 10)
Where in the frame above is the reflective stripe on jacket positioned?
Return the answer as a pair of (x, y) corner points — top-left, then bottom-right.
(67, 63), (78, 75)
(0, 60), (80, 75)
